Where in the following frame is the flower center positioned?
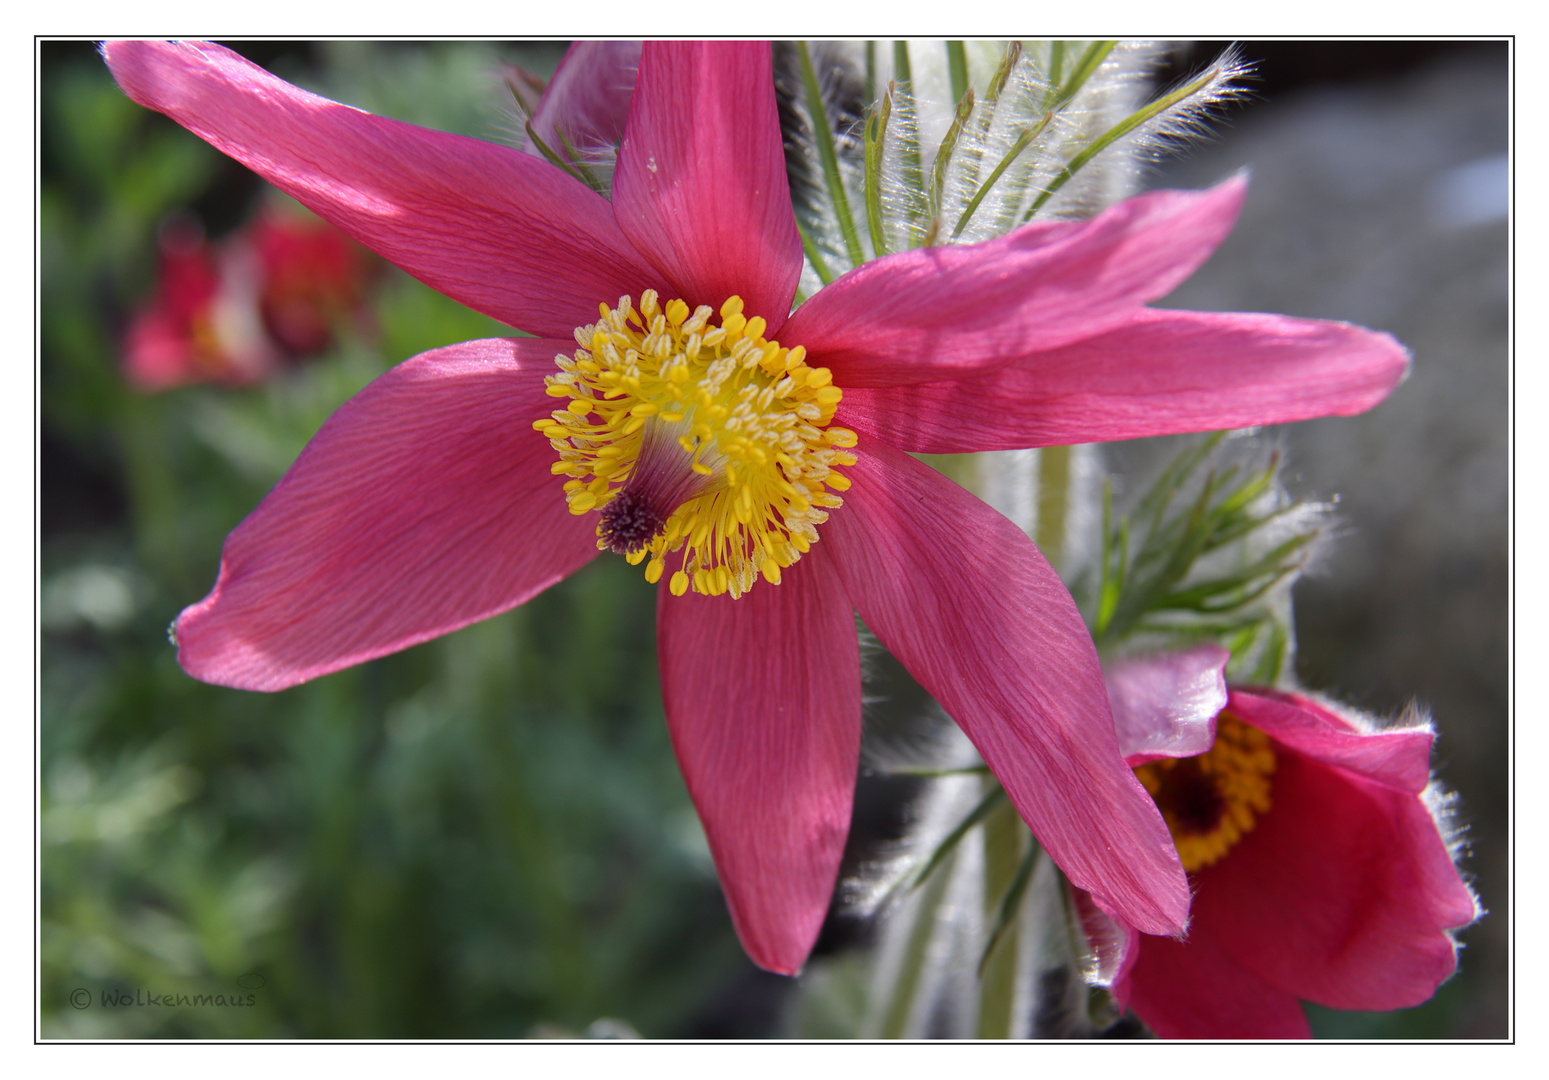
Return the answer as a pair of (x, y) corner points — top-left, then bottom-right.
(1132, 713), (1276, 872)
(534, 290), (857, 598)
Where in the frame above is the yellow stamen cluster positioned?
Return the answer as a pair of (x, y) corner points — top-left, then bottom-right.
(1133, 713), (1276, 872)
(533, 291), (857, 598)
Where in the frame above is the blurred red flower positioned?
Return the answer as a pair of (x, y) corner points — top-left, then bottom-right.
(124, 205), (371, 390)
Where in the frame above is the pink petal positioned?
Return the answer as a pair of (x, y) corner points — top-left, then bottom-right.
(785, 178), (1248, 388)
(1107, 645), (1230, 766)
(1118, 922), (1312, 1039)
(523, 41), (641, 162)
(175, 338), (598, 691)
(611, 41), (802, 331)
(1228, 689), (1434, 793)
(837, 308), (1410, 453)
(103, 40), (669, 339)
(1195, 747), (1479, 1012)
(656, 548), (861, 975)
(821, 440), (1189, 936)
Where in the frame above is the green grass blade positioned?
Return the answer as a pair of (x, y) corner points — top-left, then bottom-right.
(795, 218), (836, 286)
(930, 87), (974, 220)
(952, 112), (1052, 240)
(1135, 432), (1224, 531)
(947, 40), (969, 105)
(986, 41), (1022, 104)
(1027, 59), (1221, 219)
(1211, 457), (1280, 518)
(878, 845), (954, 1038)
(797, 40), (865, 267)
(1046, 40), (1066, 93)
(882, 784), (1006, 906)
(865, 89), (893, 257)
(1048, 40), (1114, 110)
(958, 41), (1023, 193)
(1250, 621), (1288, 685)
(865, 40), (876, 111)
(554, 126), (605, 194)
(1222, 621), (1265, 660)
(978, 840), (1038, 977)
(524, 119), (589, 188)
(1206, 503), (1301, 553)
(1095, 479), (1115, 632)
(891, 41), (926, 243)
(505, 77), (535, 122)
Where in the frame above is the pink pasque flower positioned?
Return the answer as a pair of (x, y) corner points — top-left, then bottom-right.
(104, 40), (1408, 975)
(1078, 647), (1480, 1038)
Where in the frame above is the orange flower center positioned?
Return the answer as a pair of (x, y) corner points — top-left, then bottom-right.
(1133, 713), (1276, 872)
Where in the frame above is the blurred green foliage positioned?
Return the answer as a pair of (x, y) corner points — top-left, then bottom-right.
(40, 40), (753, 1038)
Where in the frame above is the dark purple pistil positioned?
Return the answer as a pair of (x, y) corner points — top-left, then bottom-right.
(1153, 759), (1226, 836)
(598, 489), (668, 554)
